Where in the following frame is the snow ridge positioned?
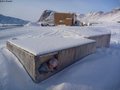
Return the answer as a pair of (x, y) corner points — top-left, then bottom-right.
(78, 8), (120, 23)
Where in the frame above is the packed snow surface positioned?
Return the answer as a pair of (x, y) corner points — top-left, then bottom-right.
(52, 26), (111, 37)
(0, 22), (120, 90)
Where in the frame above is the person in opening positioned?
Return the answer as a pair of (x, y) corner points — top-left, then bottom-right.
(47, 57), (58, 72)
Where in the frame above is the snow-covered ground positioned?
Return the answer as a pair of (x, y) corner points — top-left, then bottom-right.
(0, 23), (120, 90)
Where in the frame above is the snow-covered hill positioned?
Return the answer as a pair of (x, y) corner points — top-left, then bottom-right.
(78, 8), (120, 23)
(0, 14), (29, 25)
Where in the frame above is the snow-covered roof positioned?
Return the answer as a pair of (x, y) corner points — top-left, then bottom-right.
(8, 36), (95, 55)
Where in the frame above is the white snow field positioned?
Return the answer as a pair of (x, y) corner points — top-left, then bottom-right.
(0, 23), (120, 90)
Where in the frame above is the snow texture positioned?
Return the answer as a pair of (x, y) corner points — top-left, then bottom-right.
(8, 36), (95, 55)
(0, 22), (120, 90)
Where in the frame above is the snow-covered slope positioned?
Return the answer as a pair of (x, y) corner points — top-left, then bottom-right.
(78, 8), (120, 23)
(38, 10), (55, 22)
(37, 10), (55, 25)
(0, 14), (29, 25)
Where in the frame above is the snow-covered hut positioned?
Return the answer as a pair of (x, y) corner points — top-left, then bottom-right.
(7, 37), (96, 83)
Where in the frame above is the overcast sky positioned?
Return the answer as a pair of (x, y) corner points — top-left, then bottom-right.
(0, 0), (120, 21)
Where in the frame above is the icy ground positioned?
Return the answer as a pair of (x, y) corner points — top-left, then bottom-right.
(0, 23), (120, 90)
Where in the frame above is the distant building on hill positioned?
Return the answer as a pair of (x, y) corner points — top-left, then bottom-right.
(38, 10), (77, 26)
